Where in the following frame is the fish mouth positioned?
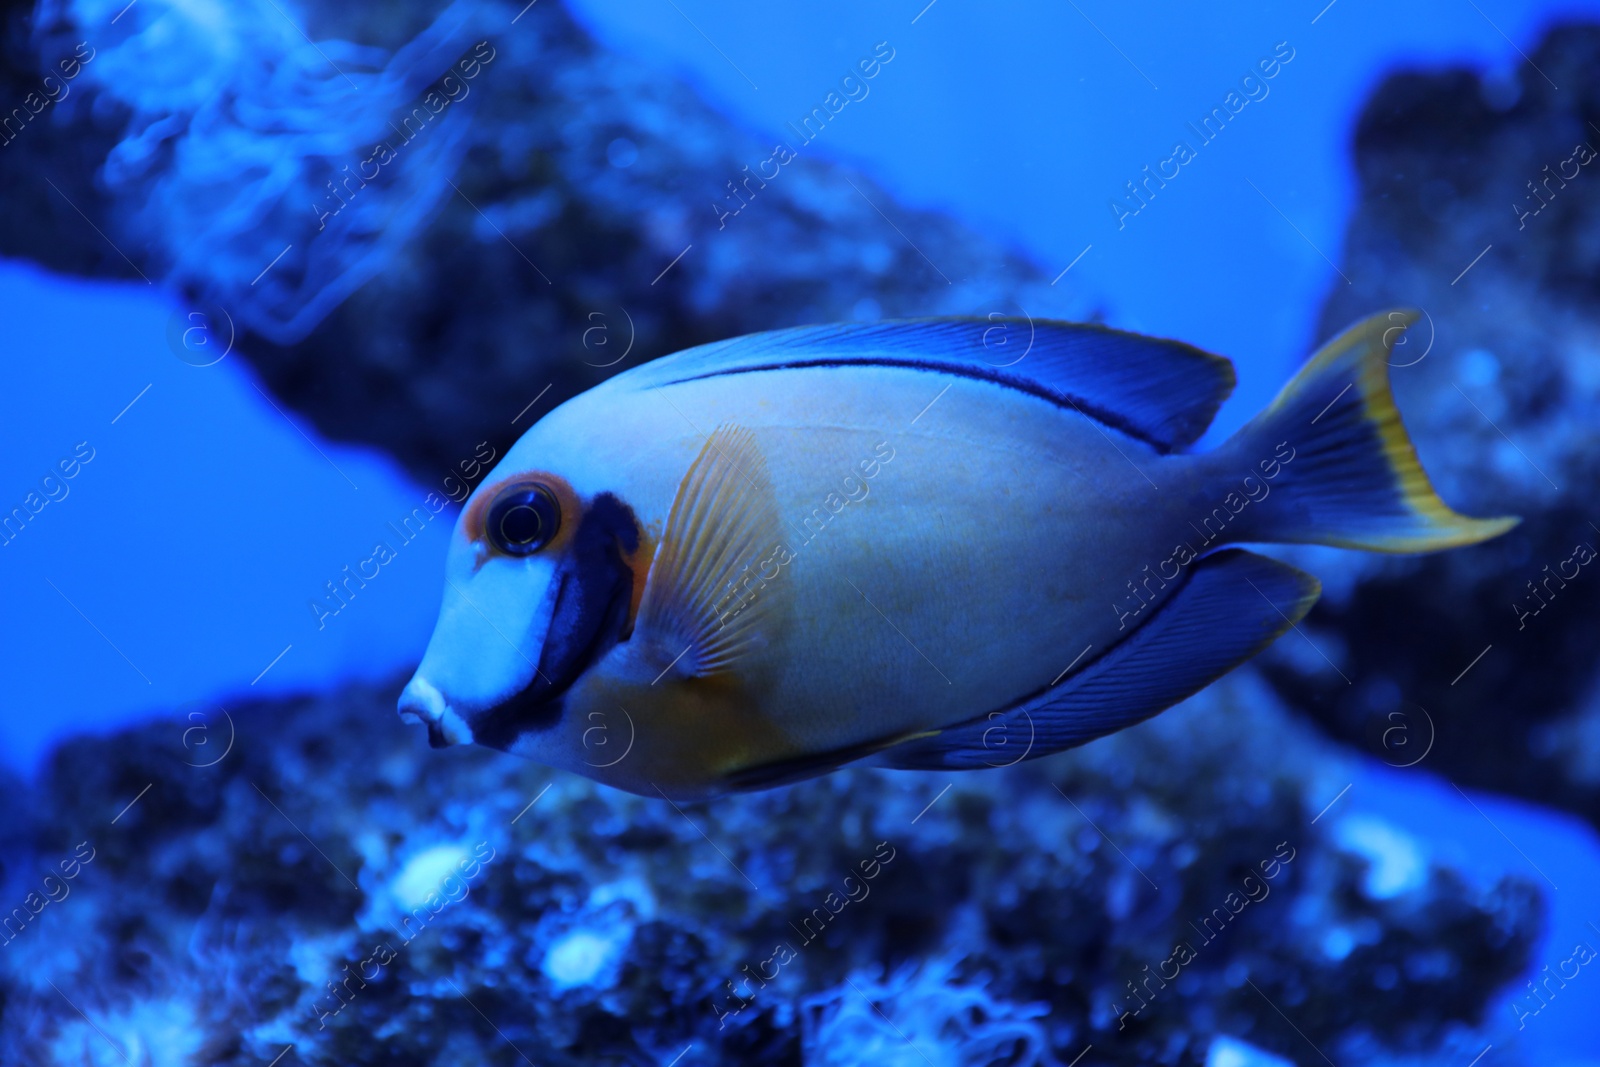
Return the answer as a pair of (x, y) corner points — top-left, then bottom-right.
(400, 491), (643, 753)
(469, 560), (635, 751)
(397, 676), (475, 749)
(398, 570), (630, 750)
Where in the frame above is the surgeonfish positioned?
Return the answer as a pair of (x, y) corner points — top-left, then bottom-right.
(398, 311), (1516, 799)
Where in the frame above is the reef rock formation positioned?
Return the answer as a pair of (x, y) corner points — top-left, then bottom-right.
(0, 677), (1539, 1065)
(0, 5), (1576, 1062)
(1268, 22), (1600, 826)
(1, 0), (1085, 484)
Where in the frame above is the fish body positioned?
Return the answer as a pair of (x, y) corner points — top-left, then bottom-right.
(400, 312), (1515, 799)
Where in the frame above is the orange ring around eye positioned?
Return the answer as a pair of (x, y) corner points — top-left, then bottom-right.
(465, 471), (581, 561)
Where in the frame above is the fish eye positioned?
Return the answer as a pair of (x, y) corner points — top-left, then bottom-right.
(486, 483), (561, 556)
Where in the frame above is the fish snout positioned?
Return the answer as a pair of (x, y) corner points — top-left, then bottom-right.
(397, 676), (474, 749)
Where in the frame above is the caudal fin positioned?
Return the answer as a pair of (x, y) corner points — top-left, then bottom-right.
(1226, 310), (1518, 553)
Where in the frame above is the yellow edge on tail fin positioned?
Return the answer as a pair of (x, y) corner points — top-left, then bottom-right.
(1257, 309), (1519, 553)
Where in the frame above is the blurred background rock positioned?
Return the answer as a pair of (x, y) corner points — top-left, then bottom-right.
(0, 676), (1544, 1065)
(2, 0), (1597, 1063)
(4, 0), (1084, 481)
(1263, 23), (1600, 831)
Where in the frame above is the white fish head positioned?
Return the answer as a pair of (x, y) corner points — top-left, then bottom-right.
(398, 418), (654, 754)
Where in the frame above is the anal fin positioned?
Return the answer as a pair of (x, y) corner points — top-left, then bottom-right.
(879, 549), (1321, 770)
(722, 727), (935, 792)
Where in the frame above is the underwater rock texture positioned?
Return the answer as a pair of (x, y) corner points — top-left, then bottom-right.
(0, 0), (120, 276)
(1, 0), (1085, 484)
(7, 0), (1598, 831)
(0, 8), (1575, 1061)
(1267, 22), (1600, 826)
(0, 675), (1539, 1065)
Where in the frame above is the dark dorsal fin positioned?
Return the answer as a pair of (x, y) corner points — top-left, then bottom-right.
(878, 549), (1321, 770)
(624, 318), (1237, 452)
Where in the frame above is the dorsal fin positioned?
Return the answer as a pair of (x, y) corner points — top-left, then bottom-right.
(624, 318), (1236, 452)
(635, 424), (787, 679)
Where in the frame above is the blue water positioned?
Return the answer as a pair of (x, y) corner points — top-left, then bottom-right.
(0, 260), (449, 769)
(566, 0), (1600, 438)
(1349, 765), (1600, 1063)
(5, 0), (1600, 1061)
(13, 0), (1600, 769)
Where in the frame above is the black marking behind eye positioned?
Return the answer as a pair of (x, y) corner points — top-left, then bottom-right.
(467, 492), (643, 749)
(534, 493), (638, 689)
(585, 492), (640, 555)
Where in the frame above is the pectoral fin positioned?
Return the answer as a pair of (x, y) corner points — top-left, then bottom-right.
(635, 424), (787, 679)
